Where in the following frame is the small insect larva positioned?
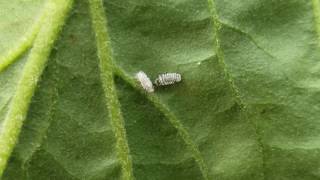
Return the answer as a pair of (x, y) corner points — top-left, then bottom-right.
(135, 71), (154, 93)
(154, 73), (182, 86)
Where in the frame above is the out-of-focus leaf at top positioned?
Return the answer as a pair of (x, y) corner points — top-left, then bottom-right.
(0, 0), (44, 54)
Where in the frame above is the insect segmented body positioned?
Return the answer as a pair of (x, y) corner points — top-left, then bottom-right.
(154, 73), (181, 86)
(135, 71), (154, 93)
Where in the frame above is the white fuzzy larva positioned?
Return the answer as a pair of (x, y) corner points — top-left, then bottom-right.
(154, 73), (182, 86)
(135, 71), (154, 93)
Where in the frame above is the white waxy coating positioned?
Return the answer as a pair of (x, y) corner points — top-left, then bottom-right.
(135, 71), (154, 93)
(155, 73), (182, 86)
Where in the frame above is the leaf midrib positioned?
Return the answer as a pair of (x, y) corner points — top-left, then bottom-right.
(89, 1), (210, 179)
(88, 0), (134, 179)
(0, 0), (74, 177)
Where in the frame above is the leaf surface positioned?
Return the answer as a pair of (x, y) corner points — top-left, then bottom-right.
(0, 0), (320, 179)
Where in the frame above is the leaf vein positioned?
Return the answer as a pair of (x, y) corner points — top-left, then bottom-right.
(0, 4), (47, 73)
(114, 66), (209, 180)
(207, 0), (267, 179)
(0, 0), (74, 177)
(88, 0), (134, 179)
(42, 149), (80, 180)
(312, 0), (320, 44)
(22, 60), (60, 174)
(218, 20), (279, 61)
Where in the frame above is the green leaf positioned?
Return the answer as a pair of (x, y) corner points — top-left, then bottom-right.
(1, 0), (320, 179)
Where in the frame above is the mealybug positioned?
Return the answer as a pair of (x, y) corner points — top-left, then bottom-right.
(135, 71), (154, 93)
(154, 73), (182, 86)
